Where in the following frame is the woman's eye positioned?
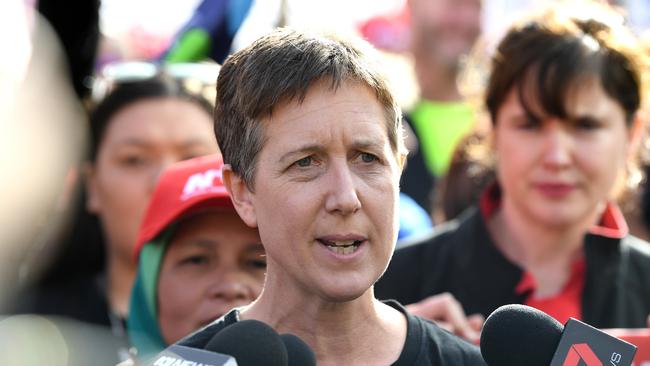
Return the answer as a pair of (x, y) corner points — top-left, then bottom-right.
(360, 152), (379, 163)
(509, 113), (540, 130)
(248, 259), (267, 269)
(520, 117), (540, 130)
(295, 156), (313, 167)
(181, 154), (201, 161)
(574, 117), (600, 130)
(180, 255), (209, 266)
(121, 155), (147, 166)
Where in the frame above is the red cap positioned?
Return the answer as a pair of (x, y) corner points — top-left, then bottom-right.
(134, 154), (232, 258)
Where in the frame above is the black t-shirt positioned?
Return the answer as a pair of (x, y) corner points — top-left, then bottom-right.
(178, 300), (486, 365)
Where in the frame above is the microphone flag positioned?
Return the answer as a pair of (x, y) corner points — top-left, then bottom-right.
(550, 318), (637, 366)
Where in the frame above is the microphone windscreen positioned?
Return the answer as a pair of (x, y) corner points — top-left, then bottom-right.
(204, 319), (288, 366)
(280, 333), (316, 366)
(480, 304), (563, 366)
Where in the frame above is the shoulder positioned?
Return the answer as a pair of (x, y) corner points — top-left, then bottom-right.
(177, 309), (239, 349)
(385, 300), (486, 366)
(413, 316), (483, 365)
(589, 234), (650, 307)
(614, 236), (650, 316)
(622, 235), (650, 258)
(620, 235), (650, 280)
(410, 315), (486, 365)
(601, 234), (650, 274)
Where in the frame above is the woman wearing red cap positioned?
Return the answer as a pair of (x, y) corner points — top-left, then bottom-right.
(127, 154), (265, 359)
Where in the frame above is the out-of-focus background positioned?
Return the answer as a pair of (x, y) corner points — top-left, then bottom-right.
(1, 0), (649, 365)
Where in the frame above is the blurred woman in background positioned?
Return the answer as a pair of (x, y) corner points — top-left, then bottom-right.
(376, 2), (650, 336)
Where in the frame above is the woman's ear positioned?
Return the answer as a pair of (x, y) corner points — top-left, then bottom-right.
(222, 164), (258, 228)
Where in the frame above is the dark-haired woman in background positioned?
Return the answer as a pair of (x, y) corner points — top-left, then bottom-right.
(376, 2), (650, 335)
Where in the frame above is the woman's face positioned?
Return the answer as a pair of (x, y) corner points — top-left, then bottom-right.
(228, 81), (404, 303)
(157, 210), (265, 344)
(86, 98), (219, 263)
(494, 78), (637, 228)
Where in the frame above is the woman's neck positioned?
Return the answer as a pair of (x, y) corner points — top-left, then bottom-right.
(106, 251), (136, 318)
(488, 197), (598, 297)
(241, 278), (407, 366)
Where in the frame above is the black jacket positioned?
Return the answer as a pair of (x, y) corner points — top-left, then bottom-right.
(375, 207), (650, 328)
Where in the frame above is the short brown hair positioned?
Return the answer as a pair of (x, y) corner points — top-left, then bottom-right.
(486, 3), (647, 125)
(214, 28), (403, 189)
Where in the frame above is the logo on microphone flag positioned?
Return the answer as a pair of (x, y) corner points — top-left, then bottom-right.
(562, 343), (602, 366)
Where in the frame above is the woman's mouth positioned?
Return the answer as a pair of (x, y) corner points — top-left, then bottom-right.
(317, 239), (364, 255)
(534, 182), (576, 198)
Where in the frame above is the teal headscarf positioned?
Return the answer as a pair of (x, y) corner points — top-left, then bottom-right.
(127, 227), (175, 359)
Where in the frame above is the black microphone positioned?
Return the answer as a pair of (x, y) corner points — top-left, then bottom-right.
(141, 344), (237, 366)
(480, 304), (637, 366)
(204, 319), (288, 366)
(280, 333), (316, 366)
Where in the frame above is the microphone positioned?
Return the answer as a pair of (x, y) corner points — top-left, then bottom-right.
(141, 343), (237, 366)
(142, 319), (289, 366)
(143, 320), (316, 366)
(480, 304), (637, 366)
(280, 333), (316, 366)
(204, 319), (288, 366)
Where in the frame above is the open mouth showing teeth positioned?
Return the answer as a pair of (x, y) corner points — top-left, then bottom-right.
(318, 239), (363, 255)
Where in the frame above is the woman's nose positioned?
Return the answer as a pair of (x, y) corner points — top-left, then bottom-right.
(207, 269), (253, 301)
(324, 162), (361, 215)
(148, 156), (178, 194)
(541, 124), (572, 170)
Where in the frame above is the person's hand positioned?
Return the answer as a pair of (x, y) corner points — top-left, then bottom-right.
(406, 292), (484, 344)
(646, 314), (650, 328)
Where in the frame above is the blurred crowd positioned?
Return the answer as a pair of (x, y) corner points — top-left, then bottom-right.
(1, 0), (650, 365)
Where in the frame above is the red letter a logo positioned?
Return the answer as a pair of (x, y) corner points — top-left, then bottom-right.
(562, 343), (603, 366)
